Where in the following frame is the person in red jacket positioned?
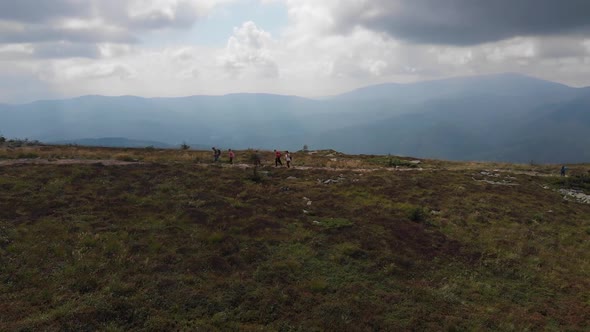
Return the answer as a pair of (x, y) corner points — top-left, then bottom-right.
(228, 149), (235, 164)
(274, 149), (283, 167)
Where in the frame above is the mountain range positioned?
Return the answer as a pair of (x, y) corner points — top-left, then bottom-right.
(1, 73), (589, 163)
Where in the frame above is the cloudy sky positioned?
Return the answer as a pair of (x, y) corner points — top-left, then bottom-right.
(1, 0), (590, 103)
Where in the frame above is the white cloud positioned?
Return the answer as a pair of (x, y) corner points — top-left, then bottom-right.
(1, 1), (590, 103)
(276, 1), (590, 86)
(0, 43), (34, 60)
(533, 37), (589, 60)
(220, 21), (279, 78)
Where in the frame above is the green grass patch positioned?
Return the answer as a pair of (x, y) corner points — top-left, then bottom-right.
(317, 217), (354, 229)
(367, 155), (419, 168)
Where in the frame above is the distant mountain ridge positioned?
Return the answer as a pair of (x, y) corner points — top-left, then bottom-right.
(51, 137), (173, 148)
(1, 73), (589, 163)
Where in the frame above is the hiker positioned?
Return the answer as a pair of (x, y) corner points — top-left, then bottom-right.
(285, 151), (292, 168)
(274, 149), (283, 167)
(211, 147), (221, 162)
(228, 149), (235, 164)
(561, 165), (567, 177)
(253, 150), (262, 166)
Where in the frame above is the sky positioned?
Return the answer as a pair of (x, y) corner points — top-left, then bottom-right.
(1, 0), (590, 103)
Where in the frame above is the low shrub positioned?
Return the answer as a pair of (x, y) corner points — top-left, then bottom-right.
(318, 217), (354, 229)
(17, 153), (39, 159)
(114, 154), (136, 162)
(408, 206), (427, 222)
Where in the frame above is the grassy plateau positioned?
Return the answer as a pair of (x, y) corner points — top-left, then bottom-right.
(1, 145), (589, 331)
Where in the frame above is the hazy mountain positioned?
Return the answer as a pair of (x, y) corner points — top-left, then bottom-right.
(312, 74), (590, 163)
(51, 137), (173, 148)
(336, 73), (580, 103)
(1, 73), (589, 163)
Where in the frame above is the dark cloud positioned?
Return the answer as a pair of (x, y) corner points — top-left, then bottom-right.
(0, 42), (102, 60)
(0, 0), (206, 47)
(0, 25), (137, 44)
(0, 0), (90, 23)
(337, 0), (590, 45)
(0, 0), (203, 28)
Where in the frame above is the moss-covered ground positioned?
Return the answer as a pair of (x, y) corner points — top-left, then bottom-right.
(1, 145), (589, 331)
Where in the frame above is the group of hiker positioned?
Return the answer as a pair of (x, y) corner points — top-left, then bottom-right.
(211, 147), (293, 168)
(212, 147), (236, 164)
(273, 149), (292, 168)
(211, 148), (571, 175)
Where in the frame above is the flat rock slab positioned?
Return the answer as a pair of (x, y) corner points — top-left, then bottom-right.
(559, 189), (590, 204)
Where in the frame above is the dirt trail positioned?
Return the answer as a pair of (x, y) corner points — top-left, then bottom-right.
(493, 169), (557, 177)
(181, 162), (561, 177)
(0, 159), (420, 172)
(230, 163), (424, 173)
(0, 159), (141, 167)
(0, 158), (561, 178)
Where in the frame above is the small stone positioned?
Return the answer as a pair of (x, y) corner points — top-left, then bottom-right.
(303, 197), (310, 201)
(324, 179), (332, 184)
(307, 201), (312, 206)
(303, 209), (310, 214)
(312, 221), (321, 224)
(287, 176), (297, 180)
